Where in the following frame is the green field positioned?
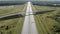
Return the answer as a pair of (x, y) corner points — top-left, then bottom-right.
(0, 4), (27, 34)
(32, 5), (60, 34)
(0, 4), (26, 16)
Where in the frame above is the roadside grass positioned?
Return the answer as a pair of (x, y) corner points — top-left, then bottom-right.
(0, 3), (27, 34)
(0, 17), (24, 34)
(12, 18), (24, 34)
(34, 15), (48, 34)
(32, 5), (60, 34)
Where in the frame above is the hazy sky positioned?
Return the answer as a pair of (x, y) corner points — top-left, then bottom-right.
(0, 0), (60, 1)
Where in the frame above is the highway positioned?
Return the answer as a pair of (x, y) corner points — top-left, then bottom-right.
(21, 2), (38, 34)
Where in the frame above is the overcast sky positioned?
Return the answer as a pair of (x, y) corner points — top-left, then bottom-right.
(0, 0), (60, 1)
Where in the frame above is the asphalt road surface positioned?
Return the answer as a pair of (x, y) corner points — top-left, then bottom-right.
(21, 2), (38, 34)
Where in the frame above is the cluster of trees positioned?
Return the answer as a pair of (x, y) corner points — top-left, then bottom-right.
(32, 1), (60, 7)
(0, 1), (27, 6)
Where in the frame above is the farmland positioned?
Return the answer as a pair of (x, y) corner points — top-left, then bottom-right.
(32, 3), (60, 34)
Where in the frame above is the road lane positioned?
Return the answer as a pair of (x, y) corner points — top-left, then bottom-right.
(21, 2), (38, 34)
